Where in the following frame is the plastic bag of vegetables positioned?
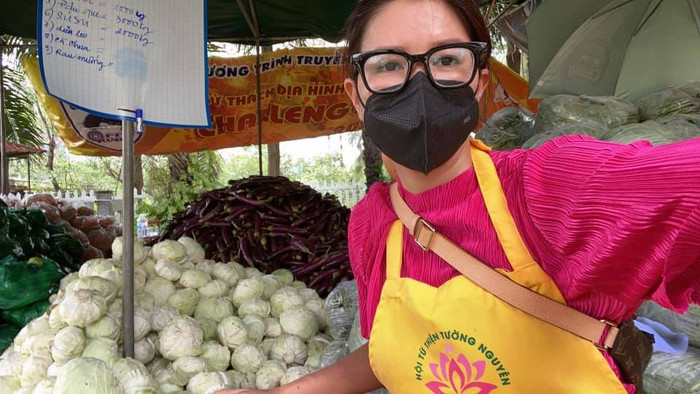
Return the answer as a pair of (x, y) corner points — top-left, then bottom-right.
(534, 95), (639, 134)
(636, 88), (699, 120)
(476, 107), (535, 150)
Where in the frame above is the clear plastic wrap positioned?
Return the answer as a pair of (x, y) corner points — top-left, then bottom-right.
(635, 88), (698, 120)
(534, 95), (639, 133)
(323, 281), (358, 341)
(319, 340), (349, 369)
(476, 107), (535, 150)
(523, 122), (606, 149)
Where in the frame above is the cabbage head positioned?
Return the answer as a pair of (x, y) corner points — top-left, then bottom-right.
(271, 269), (294, 286)
(281, 366), (311, 385)
(270, 335), (307, 366)
(51, 326), (86, 362)
(210, 263), (241, 287)
(58, 289), (107, 327)
(171, 356), (207, 386)
(243, 315), (266, 345)
(260, 275), (282, 300)
(298, 288), (320, 302)
(280, 306), (319, 341)
(0, 350), (26, 377)
(168, 288), (200, 316)
(0, 376), (20, 392)
(230, 345), (266, 374)
(186, 372), (232, 394)
(49, 306), (67, 330)
(201, 341), (231, 372)
(81, 337), (118, 365)
(230, 278), (264, 308)
(134, 308), (152, 341)
(135, 336), (156, 365)
(178, 236), (206, 263)
(264, 317), (282, 338)
(112, 237), (148, 264)
(33, 377), (56, 394)
(59, 272), (80, 291)
(259, 338), (276, 358)
(144, 277), (176, 306)
(244, 267), (263, 279)
(66, 276), (117, 304)
(145, 357), (170, 377)
(159, 316), (204, 360)
(85, 314), (120, 341)
(195, 259), (215, 274)
(304, 298), (327, 329)
(198, 279), (229, 299)
(180, 269), (212, 289)
(217, 316), (248, 350)
(270, 287), (303, 317)
(113, 358), (157, 393)
(14, 316), (50, 349)
(20, 353), (52, 387)
(255, 360), (286, 389)
(197, 318), (219, 341)
(238, 298), (271, 318)
(54, 357), (119, 394)
(155, 260), (183, 282)
(78, 259), (123, 289)
(150, 305), (179, 332)
(194, 297), (234, 323)
(152, 240), (188, 263)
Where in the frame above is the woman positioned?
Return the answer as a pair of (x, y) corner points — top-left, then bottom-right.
(221, 0), (700, 393)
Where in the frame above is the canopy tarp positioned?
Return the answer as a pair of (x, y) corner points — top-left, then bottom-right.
(0, 0), (356, 44)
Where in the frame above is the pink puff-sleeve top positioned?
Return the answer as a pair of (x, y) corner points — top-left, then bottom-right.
(348, 136), (700, 393)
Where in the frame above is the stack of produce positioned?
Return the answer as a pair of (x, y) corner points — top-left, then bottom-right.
(22, 194), (123, 261)
(160, 176), (353, 297)
(636, 302), (700, 394)
(0, 199), (83, 273)
(478, 81), (700, 150)
(0, 235), (350, 393)
(0, 200), (85, 350)
(476, 107), (535, 150)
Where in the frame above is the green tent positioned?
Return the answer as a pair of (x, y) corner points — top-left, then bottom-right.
(0, 0), (356, 44)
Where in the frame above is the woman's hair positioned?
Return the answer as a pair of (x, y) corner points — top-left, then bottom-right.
(342, 0), (492, 78)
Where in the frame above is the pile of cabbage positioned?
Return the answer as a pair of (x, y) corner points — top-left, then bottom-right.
(0, 236), (343, 393)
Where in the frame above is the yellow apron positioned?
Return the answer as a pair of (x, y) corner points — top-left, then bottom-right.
(368, 139), (626, 393)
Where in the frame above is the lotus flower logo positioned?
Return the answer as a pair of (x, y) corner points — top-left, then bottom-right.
(425, 345), (498, 393)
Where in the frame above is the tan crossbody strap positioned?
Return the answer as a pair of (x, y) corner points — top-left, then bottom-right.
(389, 183), (619, 350)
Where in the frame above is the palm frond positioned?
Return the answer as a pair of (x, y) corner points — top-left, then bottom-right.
(2, 64), (44, 148)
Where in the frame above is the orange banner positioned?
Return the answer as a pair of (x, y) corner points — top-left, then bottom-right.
(480, 57), (540, 122)
(24, 48), (361, 156)
(24, 52), (535, 157)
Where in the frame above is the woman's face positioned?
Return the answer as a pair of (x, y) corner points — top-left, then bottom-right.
(344, 0), (488, 119)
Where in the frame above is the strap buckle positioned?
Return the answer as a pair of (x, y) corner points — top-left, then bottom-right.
(594, 319), (617, 350)
(413, 218), (436, 251)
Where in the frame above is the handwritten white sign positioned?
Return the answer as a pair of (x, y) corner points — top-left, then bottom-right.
(39, 0), (210, 128)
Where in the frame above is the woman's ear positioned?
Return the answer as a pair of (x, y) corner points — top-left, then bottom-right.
(344, 77), (365, 119)
(474, 68), (490, 102)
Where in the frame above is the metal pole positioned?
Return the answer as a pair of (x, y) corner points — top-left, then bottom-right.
(256, 41), (263, 176)
(0, 38), (7, 195)
(27, 158), (30, 191)
(121, 117), (135, 358)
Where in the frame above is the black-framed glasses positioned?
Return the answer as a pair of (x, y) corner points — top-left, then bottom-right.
(351, 42), (488, 94)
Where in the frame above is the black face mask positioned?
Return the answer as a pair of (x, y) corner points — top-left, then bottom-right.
(363, 73), (480, 175)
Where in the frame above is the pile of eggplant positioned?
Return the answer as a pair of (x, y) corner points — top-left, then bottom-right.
(159, 176), (354, 296)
